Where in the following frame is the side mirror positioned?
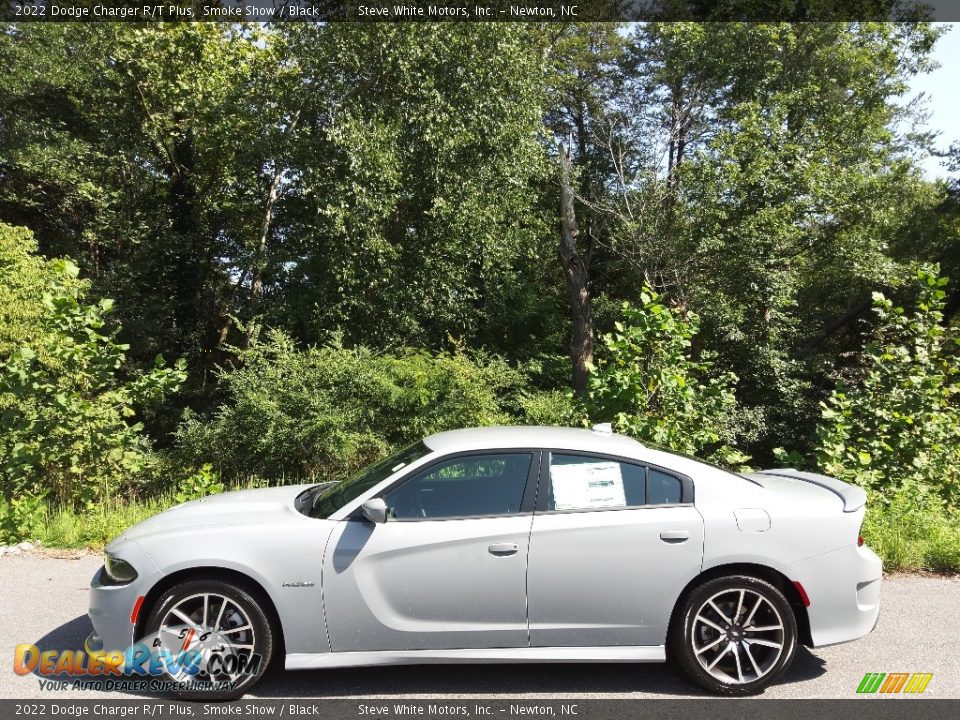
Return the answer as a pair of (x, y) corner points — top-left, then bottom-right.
(360, 498), (388, 524)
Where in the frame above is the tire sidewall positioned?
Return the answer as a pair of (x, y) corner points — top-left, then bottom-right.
(672, 575), (798, 696)
(142, 579), (274, 700)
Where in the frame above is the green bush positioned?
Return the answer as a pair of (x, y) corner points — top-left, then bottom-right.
(587, 289), (746, 465)
(176, 330), (535, 482)
(0, 232), (186, 538)
(0, 223), (83, 360)
(173, 464), (225, 505)
(815, 266), (960, 508)
(514, 389), (581, 427)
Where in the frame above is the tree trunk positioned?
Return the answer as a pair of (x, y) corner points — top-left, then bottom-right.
(559, 140), (594, 399)
(245, 110), (301, 345)
(248, 166), (281, 298)
(244, 163), (282, 346)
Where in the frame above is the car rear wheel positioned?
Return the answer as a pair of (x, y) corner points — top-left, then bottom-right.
(142, 579), (274, 700)
(670, 575), (797, 695)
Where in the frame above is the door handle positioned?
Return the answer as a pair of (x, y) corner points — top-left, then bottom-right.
(488, 542), (519, 556)
(659, 530), (690, 543)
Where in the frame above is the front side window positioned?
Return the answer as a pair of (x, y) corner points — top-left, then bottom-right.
(383, 453), (533, 520)
(547, 454), (684, 511)
(310, 442), (431, 518)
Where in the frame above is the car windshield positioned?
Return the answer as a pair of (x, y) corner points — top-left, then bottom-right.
(309, 441), (431, 518)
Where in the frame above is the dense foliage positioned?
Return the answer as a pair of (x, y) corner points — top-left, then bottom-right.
(587, 288), (743, 464)
(0, 226), (185, 539)
(1, 22), (959, 565)
(814, 267), (960, 508)
(175, 330), (552, 482)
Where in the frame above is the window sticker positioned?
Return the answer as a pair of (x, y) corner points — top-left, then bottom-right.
(551, 460), (627, 510)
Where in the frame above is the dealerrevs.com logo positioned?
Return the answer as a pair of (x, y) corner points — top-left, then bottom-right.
(857, 672), (934, 694)
(13, 630), (262, 693)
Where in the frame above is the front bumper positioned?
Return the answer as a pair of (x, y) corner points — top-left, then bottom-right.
(789, 543), (883, 647)
(88, 543), (162, 654)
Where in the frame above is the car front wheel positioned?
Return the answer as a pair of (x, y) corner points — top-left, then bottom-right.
(670, 575), (797, 695)
(141, 579), (274, 700)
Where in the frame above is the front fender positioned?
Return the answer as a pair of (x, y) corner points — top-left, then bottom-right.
(134, 518), (336, 655)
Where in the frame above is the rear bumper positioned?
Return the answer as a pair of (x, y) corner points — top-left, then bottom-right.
(789, 543), (882, 648)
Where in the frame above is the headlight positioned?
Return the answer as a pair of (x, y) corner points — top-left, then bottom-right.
(103, 555), (138, 584)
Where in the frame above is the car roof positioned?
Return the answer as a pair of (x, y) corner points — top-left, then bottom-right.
(423, 426), (646, 457)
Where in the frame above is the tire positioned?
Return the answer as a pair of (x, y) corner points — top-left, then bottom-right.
(141, 579), (274, 700)
(670, 575), (797, 696)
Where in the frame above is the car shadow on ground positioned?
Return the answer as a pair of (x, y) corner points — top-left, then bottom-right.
(26, 615), (154, 698)
(32, 614), (91, 657)
(30, 617), (826, 699)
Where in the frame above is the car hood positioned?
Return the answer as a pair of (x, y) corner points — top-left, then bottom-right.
(114, 484), (320, 545)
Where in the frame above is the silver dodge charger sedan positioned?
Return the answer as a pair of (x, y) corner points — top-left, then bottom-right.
(87, 425), (882, 698)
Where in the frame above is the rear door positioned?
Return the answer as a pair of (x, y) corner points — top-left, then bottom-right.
(322, 450), (539, 652)
(527, 451), (704, 647)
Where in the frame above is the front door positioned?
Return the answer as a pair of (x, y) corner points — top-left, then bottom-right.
(322, 451), (538, 652)
(527, 452), (704, 647)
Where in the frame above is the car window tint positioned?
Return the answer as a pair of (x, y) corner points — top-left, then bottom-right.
(384, 453), (532, 520)
(548, 454), (646, 511)
(648, 468), (683, 504)
(310, 441), (431, 518)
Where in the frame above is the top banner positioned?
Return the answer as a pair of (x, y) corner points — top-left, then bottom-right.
(0, 0), (950, 23)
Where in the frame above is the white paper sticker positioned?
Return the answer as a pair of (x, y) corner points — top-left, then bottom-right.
(551, 461), (626, 510)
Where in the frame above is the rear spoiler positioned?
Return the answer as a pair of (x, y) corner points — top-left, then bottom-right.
(754, 469), (867, 512)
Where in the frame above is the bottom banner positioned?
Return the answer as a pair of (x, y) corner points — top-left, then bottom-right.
(2, 699), (958, 720)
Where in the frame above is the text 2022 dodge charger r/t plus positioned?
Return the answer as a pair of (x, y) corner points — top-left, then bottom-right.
(88, 425), (882, 698)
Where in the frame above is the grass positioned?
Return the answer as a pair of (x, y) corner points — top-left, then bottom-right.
(3, 474), (309, 549)
(861, 495), (960, 573)
(39, 496), (175, 548)
(6, 484), (960, 574)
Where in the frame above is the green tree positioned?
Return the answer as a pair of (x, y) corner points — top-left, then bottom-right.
(2, 22), (955, 481)
(543, 24), (631, 396)
(0, 222), (82, 361)
(596, 22), (946, 459)
(0, 24), (297, 376)
(815, 266), (960, 507)
(1, 23), (562, 376)
(587, 286), (744, 463)
(0, 238), (186, 519)
(275, 23), (554, 354)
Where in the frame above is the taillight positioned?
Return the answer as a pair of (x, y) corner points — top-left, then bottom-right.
(858, 534), (865, 547)
(792, 581), (811, 607)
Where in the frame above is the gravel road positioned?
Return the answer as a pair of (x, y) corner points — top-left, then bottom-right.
(1, 552), (958, 700)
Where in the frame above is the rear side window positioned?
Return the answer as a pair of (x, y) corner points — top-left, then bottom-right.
(548, 454), (647, 511)
(648, 468), (683, 505)
(547, 454), (685, 511)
